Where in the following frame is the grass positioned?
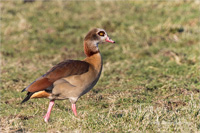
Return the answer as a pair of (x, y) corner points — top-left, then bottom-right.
(1, 0), (200, 132)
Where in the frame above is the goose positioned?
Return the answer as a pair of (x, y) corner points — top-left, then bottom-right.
(21, 28), (115, 122)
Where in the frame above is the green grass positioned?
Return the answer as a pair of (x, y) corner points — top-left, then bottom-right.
(1, 1), (200, 132)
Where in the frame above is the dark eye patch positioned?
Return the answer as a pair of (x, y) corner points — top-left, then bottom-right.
(98, 31), (105, 36)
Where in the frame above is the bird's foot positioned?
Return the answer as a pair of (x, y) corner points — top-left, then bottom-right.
(44, 114), (49, 123)
(43, 100), (55, 123)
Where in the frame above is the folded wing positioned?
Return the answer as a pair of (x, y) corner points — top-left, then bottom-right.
(23, 60), (90, 93)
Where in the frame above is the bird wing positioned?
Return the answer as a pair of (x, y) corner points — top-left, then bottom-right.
(23, 60), (90, 93)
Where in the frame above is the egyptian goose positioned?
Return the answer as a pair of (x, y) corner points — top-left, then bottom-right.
(21, 28), (115, 122)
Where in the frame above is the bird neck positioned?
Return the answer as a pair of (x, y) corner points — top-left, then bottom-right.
(84, 49), (102, 73)
(84, 41), (100, 57)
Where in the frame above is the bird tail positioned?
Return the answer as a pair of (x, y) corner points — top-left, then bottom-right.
(21, 92), (34, 104)
(21, 88), (26, 92)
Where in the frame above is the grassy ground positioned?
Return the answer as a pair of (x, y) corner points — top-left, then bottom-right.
(1, 1), (200, 132)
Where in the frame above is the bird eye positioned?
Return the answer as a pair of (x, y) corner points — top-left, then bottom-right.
(98, 31), (105, 36)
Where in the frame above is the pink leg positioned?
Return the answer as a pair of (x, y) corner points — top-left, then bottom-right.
(44, 100), (55, 123)
(71, 104), (77, 116)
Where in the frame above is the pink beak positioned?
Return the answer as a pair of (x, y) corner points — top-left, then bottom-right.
(106, 36), (115, 43)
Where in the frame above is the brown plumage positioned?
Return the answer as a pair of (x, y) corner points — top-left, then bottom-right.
(24, 60), (89, 93)
(21, 28), (115, 122)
